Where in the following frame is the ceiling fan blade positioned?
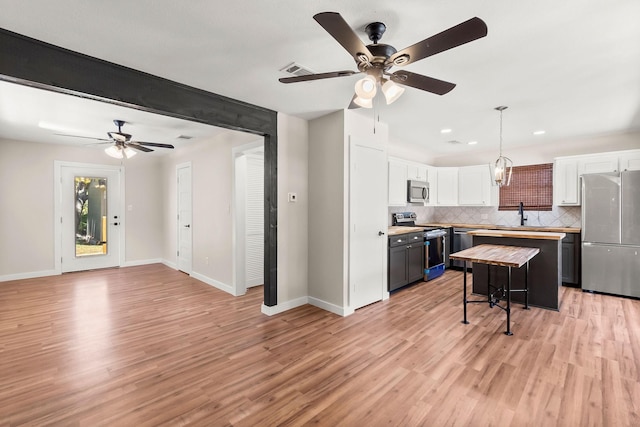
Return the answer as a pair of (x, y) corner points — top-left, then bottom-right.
(125, 143), (153, 152)
(131, 141), (175, 149)
(54, 133), (111, 142)
(314, 12), (373, 63)
(279, 70), (358, 84)
(347, 94), (362, 109)
(389, 17), (487, 66)
(391, 71), (456, 95)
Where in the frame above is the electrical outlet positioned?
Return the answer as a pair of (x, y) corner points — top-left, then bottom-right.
(205, 256), (209, 265)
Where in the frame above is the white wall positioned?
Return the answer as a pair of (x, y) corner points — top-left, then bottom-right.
(308, 111), (346, 307)
(0, 138), (163, 280)
(160, 130), (255, 291)
(276, 113), (309, 305)
(431, 130), (640, 167)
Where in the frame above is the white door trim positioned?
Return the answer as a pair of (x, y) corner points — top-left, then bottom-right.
(54, 160), (125, 274)
(232, 140), (264, 296)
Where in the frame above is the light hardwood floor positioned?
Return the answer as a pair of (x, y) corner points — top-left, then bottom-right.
(1, 265), (639, 426)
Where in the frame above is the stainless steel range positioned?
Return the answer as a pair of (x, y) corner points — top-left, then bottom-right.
(392, 212), (446, 281)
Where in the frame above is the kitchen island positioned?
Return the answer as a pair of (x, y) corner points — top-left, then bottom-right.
(468, 229), (566, 311)
(450, 244), (540, 335)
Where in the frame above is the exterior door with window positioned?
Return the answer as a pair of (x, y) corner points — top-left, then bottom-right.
(60, 165), (122, 272)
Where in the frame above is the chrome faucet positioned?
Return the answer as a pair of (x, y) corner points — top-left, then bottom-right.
(518, 202), (527, 226)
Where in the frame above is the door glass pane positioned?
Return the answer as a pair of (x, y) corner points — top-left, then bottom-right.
(74, 176), (108, 257)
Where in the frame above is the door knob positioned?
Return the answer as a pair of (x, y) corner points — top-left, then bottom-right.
(112, 222), (119, 226)
(185, 224), (191, 228)
(378, 231), (385, 236)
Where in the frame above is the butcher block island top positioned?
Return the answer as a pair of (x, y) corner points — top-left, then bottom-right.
(467, 229), (566, 240)
(449, 244), (540, 267)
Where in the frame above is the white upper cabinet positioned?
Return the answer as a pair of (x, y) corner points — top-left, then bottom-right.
(578, 154), (619, 175)
(554, 149), (640, 206)
(388, 159), (408, 206)
(425, 165), (438, 206)
(436, 168), (458, 206)
(619, 150), (640, 171)
(458, 164), (494, 206)
(407, 164), (428, 182)
(554, 158), (580, 206)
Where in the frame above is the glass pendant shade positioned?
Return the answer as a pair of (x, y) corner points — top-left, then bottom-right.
(353, 95), (373, 108)
(105, 145), (123, 159)
(354, 75), (377, 99)
(382, 80), (405, 104)
(123, 147), (137, 158)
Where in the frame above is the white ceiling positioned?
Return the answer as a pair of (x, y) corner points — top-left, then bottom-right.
(1, 0), (639, 158)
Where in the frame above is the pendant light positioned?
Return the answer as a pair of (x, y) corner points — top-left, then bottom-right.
(494, 106), (512, 186)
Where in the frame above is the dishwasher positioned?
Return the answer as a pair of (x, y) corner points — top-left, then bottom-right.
(452, 227), (475, 270)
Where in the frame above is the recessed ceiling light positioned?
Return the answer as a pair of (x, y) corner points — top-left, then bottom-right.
(441, 128), (452, 134)
(533, 130), (546, 135)
(468, 141), (478, 145)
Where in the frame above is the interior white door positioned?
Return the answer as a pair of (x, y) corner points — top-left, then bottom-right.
(245, 153), (264, 287)
(350, 137), (388, 310)
(60, 165), (122, 273)
(177, 163), (192, 274)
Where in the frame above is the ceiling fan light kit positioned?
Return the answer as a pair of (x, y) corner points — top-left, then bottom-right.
(54, 119), (175, 158)
(279, 12), (488, 109)
(104, 144), (137, 159)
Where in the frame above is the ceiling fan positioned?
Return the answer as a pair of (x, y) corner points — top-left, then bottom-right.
(279, 12), (488, 108)
(57, 119), (175, 159)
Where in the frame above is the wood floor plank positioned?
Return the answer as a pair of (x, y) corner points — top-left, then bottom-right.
(0, 264), (639, 426)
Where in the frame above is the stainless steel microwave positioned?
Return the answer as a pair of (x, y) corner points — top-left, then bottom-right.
(407, 180), (429, 203)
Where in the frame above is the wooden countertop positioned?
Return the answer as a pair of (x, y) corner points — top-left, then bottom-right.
(450, 244), (540, 268)
(416, 222), (580, 234)
(387, 226), (424, 236)
(467, 229), (566, 240)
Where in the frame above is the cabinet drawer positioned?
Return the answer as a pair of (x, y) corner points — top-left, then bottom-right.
(389, 232), (423, 247)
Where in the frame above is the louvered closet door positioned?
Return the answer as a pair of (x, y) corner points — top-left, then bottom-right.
(245, 154), (264, 287)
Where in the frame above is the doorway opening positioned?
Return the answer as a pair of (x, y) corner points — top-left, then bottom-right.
(233, 140), (264, 296)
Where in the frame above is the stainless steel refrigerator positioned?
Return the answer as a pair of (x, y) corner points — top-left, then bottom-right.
(582, 170), (640, 297)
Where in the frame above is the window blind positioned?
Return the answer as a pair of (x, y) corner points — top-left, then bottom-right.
(499, 163), (553, 211)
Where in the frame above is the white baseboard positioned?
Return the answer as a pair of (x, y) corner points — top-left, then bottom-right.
(190, 271), (234, 295)
(308, 297), (353, 317)
(261, 296), (310, 316)
(0, 269), (59, 283)
(162, 259), (177, 270)
(122, 258), (164, 268)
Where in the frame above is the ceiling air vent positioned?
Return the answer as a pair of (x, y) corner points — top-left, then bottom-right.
(176, 135), (193, 140)
(280, 62), (315, 77)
